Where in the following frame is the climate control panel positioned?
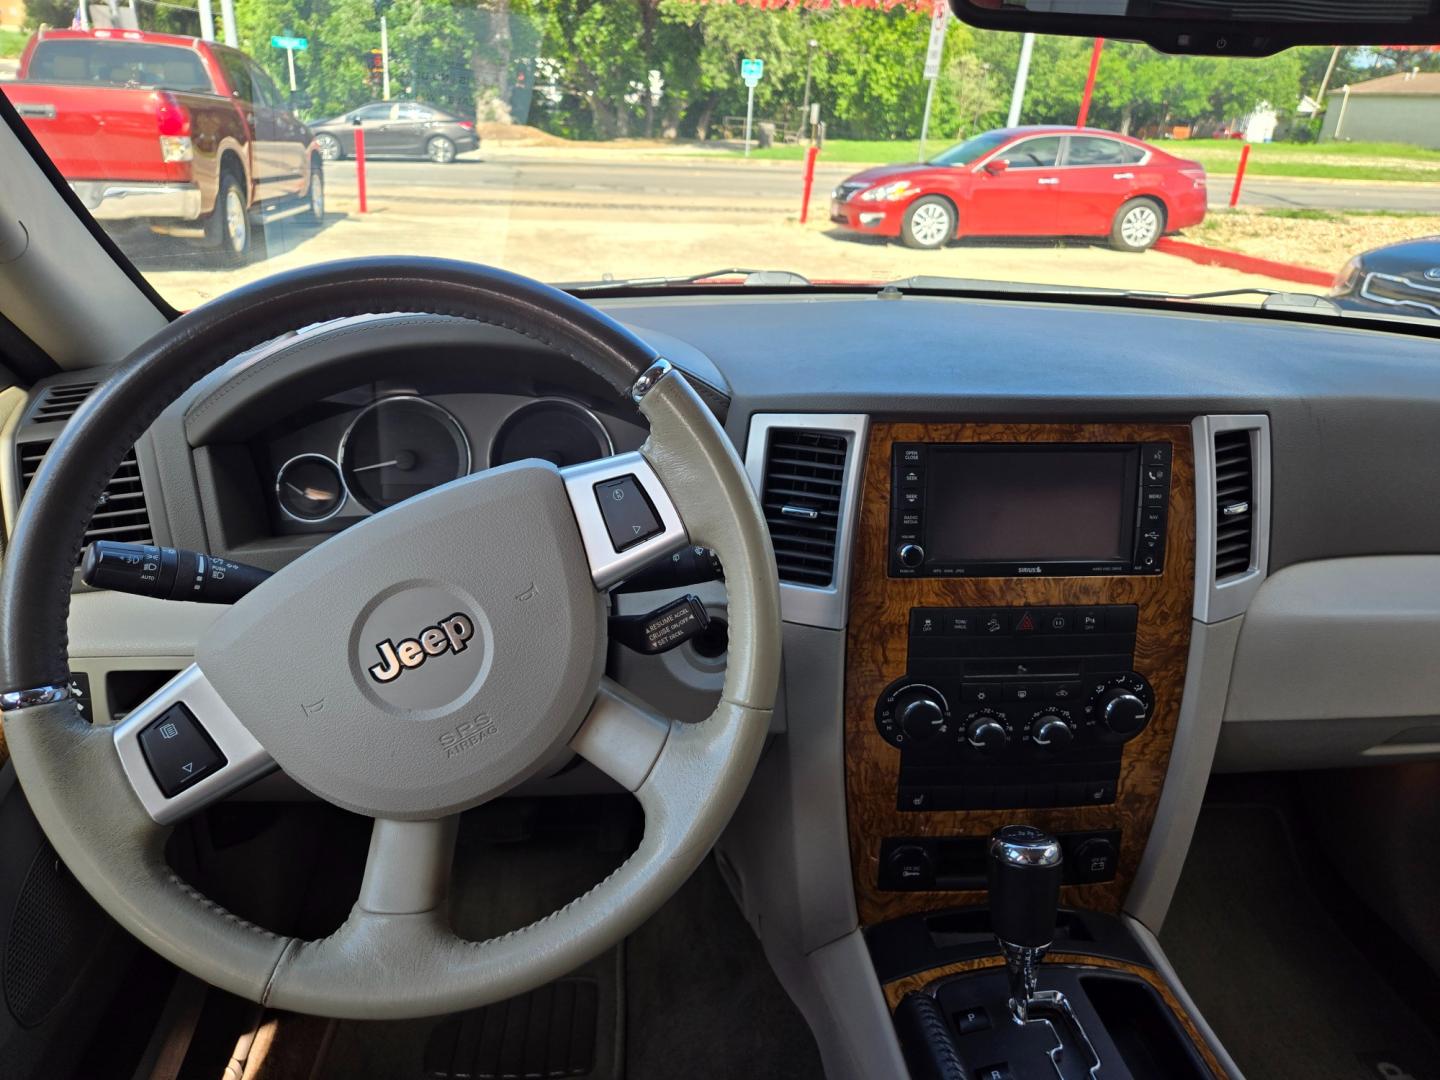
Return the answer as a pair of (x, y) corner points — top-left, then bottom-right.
(875, 604), (1153, 811)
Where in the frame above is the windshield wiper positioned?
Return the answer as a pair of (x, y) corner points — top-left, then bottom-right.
(882, 277), (1342, 316)
(565, 267), (812, 291)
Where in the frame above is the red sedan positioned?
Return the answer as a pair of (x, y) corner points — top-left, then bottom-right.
(830, 126), (1207, 252)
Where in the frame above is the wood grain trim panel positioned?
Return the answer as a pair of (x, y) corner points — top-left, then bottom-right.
(882, 953), (1225, 1078)
(845, 423), (1195, 926)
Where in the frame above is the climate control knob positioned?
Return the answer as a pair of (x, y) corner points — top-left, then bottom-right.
(964, 709), (1009, 756)
(1029, 712), (1074, 750)
(896, 690), (948, 742)
(897, 543), (925, 568)
(1099, 690), (1149, 735)
(1084, 672), (1154, 739)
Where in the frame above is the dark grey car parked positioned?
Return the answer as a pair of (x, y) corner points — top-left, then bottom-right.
(310, 101), (480, 163)
(1330, 235), (1440, 322)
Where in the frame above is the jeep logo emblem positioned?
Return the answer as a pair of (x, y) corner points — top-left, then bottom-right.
(368, 612), (475, 684)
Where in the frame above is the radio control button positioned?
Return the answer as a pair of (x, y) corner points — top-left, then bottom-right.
(898, 487), (923, 509)
(1143, 488), (1167, 507)
(1143, 463), (1170, 487)
(898, 466), (924, 485)
(1143, 443), (1172, 465)
(899, 447), (923, 465)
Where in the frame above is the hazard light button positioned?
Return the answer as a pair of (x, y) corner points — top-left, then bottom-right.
(593, 474), (663, 553)
(1012, 610), (1039, 633)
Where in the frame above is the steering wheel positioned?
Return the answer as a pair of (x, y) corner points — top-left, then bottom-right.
(0, 258), (780, 1019)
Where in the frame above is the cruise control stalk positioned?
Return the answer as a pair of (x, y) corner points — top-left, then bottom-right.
(81, 541), (272, 604)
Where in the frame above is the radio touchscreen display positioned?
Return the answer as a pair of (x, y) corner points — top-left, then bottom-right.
(926, 446), (1137, 563)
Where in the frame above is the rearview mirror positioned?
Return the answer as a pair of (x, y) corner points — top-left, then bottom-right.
(947, 0), (1440, 56)
(982, 158), (1009, 176)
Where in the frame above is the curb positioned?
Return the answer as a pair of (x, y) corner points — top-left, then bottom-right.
(1154, 238), (1334, 288)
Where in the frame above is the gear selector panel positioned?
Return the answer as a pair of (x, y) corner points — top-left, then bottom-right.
(876, 604), (1152, 812)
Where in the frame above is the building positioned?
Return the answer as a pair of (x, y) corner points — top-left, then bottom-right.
(1, 0), (26, 31)
(1321, 70), (1440, 149)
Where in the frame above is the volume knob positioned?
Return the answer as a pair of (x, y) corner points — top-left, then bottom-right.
(897, 543), (925, 568)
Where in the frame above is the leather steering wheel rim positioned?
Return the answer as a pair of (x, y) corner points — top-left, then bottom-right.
(0, 257), (781, 1019)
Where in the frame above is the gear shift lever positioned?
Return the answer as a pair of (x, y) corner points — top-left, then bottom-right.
(988, 825), (1063, 1024)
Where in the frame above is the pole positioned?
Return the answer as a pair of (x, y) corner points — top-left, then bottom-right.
(219, 0), (236, 46)
(1315, 46), (1341, 111)
(918, 75), (938, 162)
(381, 16), (391, 101)
(354, 126), (368, 213)
(1334, 83), (1352, 138)
(744, 83), (755, 158)
(799, 144), (819, 224)
(197, 0), (215, 42)
(1007, 32), (1035, 128)
(1228, 142), (1250, 208)
(800, 40), (817, 140)
(78, 0), (90, 31)
(286, 45), (297, 92)
(1077, 37), (1104, 127)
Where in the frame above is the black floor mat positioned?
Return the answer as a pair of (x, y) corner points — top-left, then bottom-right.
(1161, 802), (1440, 1080)
(310, 799), (821, 1080)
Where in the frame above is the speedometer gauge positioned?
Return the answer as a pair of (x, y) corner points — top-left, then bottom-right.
(339, 396), (472, 513)
(488, 399), (614, 468)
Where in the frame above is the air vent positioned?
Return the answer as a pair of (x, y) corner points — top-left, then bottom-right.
(1213, 429), (1254, 580)
(760, 429), (848, 587)
(27, 381), (98, 424)
(18, 440), (153, 554)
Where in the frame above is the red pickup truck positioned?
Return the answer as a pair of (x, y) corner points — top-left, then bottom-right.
(8, 28), (322, 262)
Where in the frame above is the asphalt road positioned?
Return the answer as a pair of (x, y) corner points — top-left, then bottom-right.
(324, 152), (1438, 213)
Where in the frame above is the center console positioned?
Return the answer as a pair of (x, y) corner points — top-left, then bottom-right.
(845, 422), (1195, 925)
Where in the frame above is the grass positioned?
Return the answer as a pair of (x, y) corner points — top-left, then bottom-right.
(710, 134), (1440, 182)
(0, 28), (28, 58)
(743, 139), (923, 165)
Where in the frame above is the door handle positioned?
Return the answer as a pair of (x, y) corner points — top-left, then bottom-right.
(1112, 172), (1135, 179)
(1037, 177), (1059, 185)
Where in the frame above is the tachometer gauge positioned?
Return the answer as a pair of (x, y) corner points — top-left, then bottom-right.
(276, 454), (346, 523)
(489, 399), (614, 468)
(339, 396), (472, 513)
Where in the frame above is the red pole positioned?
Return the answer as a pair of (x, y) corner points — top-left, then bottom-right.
(1228, 142), (1251, 208)
(799, 144), (819, 224)
(1077, 37), (1104, 128)
(354, 126), (368, 213)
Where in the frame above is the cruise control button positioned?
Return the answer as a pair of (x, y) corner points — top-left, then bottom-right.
(593, 475), (662, 552)
(138, 704), (226, 798)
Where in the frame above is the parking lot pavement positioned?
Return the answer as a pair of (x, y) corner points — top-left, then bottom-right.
(138, 182), (1308, 310)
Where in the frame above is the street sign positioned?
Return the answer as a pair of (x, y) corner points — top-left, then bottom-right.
(740, 57), (764, 87)
(740, 58), (763, 156)
(271, 35), (308, 50)
(923, 5), (948, 80)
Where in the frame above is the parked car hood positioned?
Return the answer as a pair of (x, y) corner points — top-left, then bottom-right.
(841, 162), (956, 186)
(1358, 235), (1440, 278)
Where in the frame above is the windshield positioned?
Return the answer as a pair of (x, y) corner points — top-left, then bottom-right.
(3, 11), (1439, 323)
(926, 130), (1008, 167)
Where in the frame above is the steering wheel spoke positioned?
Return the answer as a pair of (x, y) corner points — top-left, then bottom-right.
(358, 816), (460, 915)
(112, 664), (275, 826)
(571, 678), (672, 791)
(560, 451), (688, 590)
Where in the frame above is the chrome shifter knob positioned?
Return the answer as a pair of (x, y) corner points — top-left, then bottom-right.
(988, 825), (1063, 1023)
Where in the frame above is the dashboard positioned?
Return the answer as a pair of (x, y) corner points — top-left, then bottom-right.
(8, 291), (1440, 954)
